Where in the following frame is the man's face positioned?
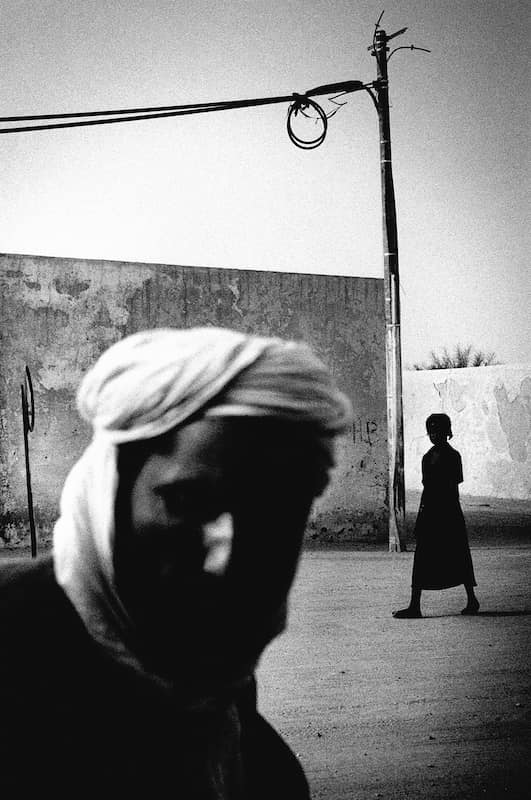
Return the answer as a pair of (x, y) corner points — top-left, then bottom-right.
(114, 417), (326, 682)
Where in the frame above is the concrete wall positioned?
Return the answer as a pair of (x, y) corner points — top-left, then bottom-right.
(0, 253), (387, 545)
(403, 365), (531, 499)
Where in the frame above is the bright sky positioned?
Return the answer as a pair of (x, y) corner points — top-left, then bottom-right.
(2, 1), (530, 367)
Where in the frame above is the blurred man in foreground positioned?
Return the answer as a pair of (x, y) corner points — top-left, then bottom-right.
(0, 326), (351, 799)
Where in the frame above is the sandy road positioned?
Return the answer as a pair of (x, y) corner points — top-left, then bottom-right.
(2, 499), (529, 797)
(257, 546), (531, 799)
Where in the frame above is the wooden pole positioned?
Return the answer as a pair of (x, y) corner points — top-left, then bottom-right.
(373, 29), (406, 552)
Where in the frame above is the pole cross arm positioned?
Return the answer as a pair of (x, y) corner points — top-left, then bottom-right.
(306, 80), (366, 97)
(386, 27), (408, 41)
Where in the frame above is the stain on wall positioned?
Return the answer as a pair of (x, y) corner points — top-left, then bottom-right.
(404, 365), (531, 500)
(493, 383), (531, 463)
(1, 253), (387, 545)
(434, 378), (467, 413)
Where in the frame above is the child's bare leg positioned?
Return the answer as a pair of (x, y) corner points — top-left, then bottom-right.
(462, 584), (479, 615)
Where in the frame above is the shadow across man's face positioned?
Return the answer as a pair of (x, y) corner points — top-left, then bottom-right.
(114, 417), (332, 684)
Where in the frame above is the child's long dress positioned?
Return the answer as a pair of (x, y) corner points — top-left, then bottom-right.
(412, 442), (476, 590)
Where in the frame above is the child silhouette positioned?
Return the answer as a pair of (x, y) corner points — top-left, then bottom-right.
(394, 413), (479, 618)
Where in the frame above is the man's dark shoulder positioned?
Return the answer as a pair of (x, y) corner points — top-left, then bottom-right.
(0, 553), (82, 649)
(0, 551), (53, 582)
(241, 711), (311, 799)
(0, 553), (60, 610)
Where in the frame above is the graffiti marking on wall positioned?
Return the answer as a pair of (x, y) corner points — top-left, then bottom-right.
(352, 417), (379, 446)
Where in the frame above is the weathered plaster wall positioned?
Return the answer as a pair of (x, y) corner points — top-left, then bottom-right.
(404, 365), (531, 499)
(0, 253), (387, 545)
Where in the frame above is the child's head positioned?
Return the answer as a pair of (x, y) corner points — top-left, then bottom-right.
(426, 413), (452, 445)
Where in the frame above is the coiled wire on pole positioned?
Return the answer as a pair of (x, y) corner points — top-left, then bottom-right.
(286, 94), (328, 150)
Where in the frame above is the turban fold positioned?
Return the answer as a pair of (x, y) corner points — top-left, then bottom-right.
(77, 326), (352, 440)
(53, 327), (352, 686)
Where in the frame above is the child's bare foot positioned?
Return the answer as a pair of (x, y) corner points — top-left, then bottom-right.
(461, 598), (480, 615)
(392, 607), (422, 619)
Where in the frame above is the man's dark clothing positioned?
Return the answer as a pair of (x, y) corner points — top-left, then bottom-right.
(0, 556), (310, 799)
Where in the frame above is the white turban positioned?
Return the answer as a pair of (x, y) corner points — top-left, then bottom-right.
(77, 326), (352, 439)
(53, 327), (352, 682)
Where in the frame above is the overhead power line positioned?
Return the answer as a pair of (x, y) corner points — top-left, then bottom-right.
(0, 80), (370, 148)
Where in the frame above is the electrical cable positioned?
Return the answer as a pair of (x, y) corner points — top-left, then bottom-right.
(0, 80), (370, 148)
(387, 45), (431, 62)
(0, 96), (292, 134)
(0, 96), (291, 126)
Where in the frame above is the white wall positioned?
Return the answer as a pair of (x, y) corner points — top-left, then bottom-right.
(403, 365), (531, 499)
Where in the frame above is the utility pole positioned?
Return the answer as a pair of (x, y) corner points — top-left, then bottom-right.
(372, 27), (406, 552)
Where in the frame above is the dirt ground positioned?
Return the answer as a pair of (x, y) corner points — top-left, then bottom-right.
(257, 537), (531, 799)
(2, 498), (530, 798)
